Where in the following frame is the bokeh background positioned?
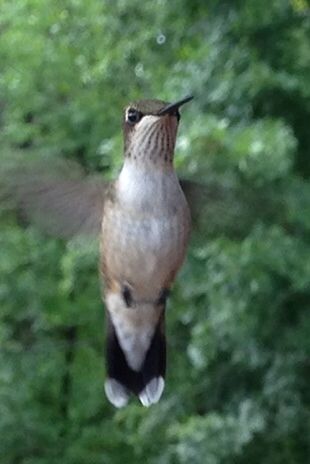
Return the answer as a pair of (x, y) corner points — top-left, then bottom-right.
(1, 0), (310, 462)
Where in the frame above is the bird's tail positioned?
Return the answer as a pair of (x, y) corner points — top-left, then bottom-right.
(104, 310), (166, 408)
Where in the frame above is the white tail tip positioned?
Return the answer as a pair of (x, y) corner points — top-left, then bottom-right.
(139, 377), (165, 407)
(104, 378), (130, 408)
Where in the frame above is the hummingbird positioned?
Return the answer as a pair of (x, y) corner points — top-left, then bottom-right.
(2, 96), (193, 407)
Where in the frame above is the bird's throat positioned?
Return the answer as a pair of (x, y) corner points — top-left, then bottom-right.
(117, 158), (180, 212)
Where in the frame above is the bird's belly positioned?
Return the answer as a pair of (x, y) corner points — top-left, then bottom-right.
(101, 208), (189, 297)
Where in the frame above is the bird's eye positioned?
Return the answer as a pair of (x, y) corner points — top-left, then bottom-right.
(126, 108), (142, 124)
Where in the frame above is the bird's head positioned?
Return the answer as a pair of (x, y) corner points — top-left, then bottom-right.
(122, 96), (193, 165)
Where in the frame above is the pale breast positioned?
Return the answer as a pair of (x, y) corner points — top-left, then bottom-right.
(101, 163), (190, 299)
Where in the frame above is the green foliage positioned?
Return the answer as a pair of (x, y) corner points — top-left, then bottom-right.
(1, 0), (310, 462)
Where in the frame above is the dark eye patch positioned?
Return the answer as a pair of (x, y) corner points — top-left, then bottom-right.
(126, 108), (143, 124)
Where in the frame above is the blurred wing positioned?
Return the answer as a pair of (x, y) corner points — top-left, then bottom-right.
(180, 178), (285, 237)
(1, 158), (111, 238)
(180, 178), (235, 232)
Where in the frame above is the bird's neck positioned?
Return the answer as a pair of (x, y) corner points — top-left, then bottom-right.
(124, 139), (175, 172)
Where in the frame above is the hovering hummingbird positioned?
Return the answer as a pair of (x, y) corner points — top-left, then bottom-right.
(3, 96), (194, 407)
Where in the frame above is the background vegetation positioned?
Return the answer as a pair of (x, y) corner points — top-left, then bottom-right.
(1, 0), (310, 462)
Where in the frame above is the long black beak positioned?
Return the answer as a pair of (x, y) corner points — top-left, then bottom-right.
(158, 95), (194, 116)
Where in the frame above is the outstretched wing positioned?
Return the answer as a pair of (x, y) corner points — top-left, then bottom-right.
(180, 177), (286, 238)
(1, 157), (111, 238)
(2, 156), (272, 240)
(180, 178), (240, 234)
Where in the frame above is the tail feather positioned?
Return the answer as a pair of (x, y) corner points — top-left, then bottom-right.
(104, 311), (166, 407)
